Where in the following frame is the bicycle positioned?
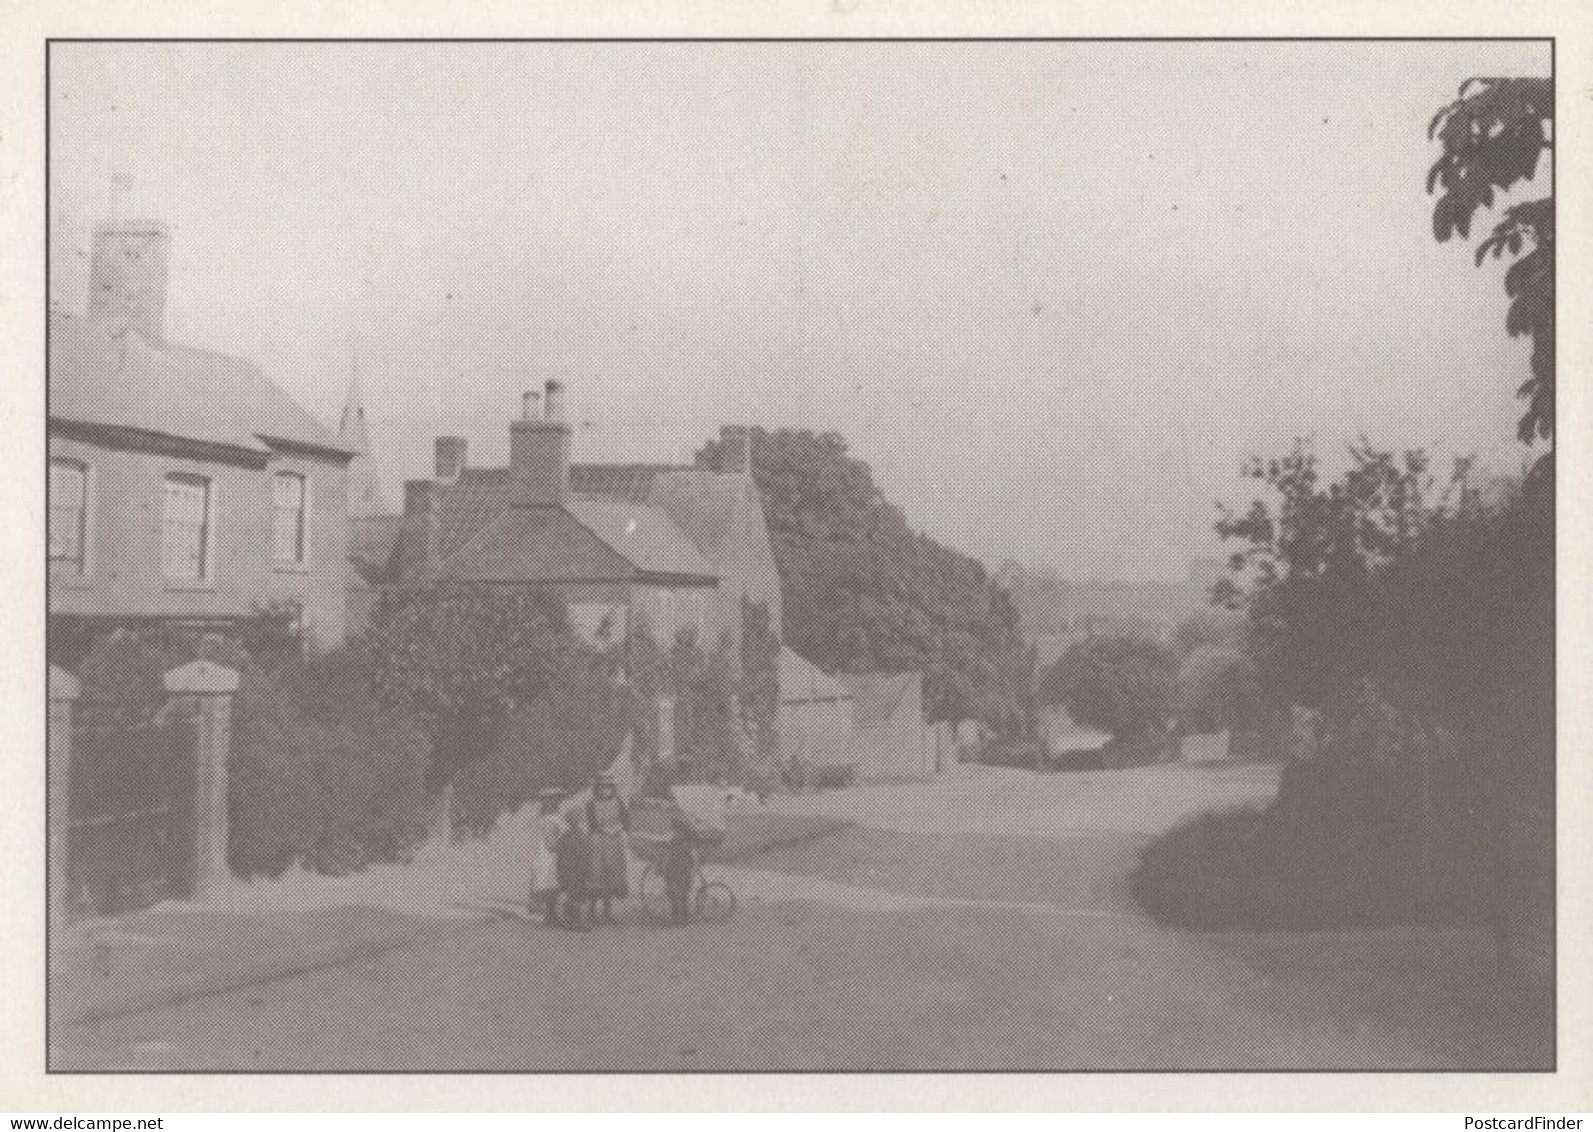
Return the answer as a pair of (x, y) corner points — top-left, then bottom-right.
(637, 854), (738, 923)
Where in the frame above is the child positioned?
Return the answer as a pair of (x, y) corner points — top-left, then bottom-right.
(527, 788), (565, 926)
(556, 811), (596, 931)
(663, 817), (699, 925)
(585, 774), (631, 925)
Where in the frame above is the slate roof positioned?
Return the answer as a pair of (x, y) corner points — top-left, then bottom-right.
(435, 504), (639, 584)
(566, 496), (715, 581)
(779, 647), (854, 706)
(49, 312), (347, 458)
(838, 672), (920, 730)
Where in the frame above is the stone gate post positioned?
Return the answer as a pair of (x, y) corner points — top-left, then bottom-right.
(164, 660), (239, 900)
(48, 665), (80, 936)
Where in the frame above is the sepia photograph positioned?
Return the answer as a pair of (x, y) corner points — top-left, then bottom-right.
(42, 37), (1555, 1074)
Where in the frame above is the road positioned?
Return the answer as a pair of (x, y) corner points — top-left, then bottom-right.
(52, 762), (1551, 1071)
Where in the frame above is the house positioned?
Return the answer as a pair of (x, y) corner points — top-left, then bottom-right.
(1037, 704), (1113, 767)
(568, 424), (783, 656)
(356, 380), (722, 651)
(838, 671), (937, 780)
(48, 221), (354, 661)
(778, 647), (855, 770)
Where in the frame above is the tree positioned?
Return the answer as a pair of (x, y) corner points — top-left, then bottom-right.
(695, 426), (1032, 733)
(364, 584), (586, 842)
(1039, 634), (1177, 740)
(1213, 439), (1471, 717)
(1428, 77), (1554, 444)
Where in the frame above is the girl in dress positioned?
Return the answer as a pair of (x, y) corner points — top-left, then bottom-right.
(527, 788), (566, 925)
(585, 774), (631, 924)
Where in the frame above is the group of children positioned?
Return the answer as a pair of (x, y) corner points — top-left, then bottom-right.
(528, 775), (702, 929)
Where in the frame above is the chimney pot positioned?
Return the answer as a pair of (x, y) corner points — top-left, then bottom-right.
(545, 379), (566, 422)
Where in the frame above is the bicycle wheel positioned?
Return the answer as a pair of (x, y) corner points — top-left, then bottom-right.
(639, 863), (672, 922)
(694, 879), (737, 922)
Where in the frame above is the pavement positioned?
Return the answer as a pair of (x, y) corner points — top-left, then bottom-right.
(49, 761), (1554, 1071)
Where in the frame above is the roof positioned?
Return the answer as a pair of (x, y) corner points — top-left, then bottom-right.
(569, 463), (681, 503)
(566, 495), (716, 581)
(435, 503), (639, 584)
(779, 647), (854, 706)
(49, 312), (346, 458)
(838, 672), (921, 729)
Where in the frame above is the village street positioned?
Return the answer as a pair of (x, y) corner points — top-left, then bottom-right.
(52, 763), (1550, 1072)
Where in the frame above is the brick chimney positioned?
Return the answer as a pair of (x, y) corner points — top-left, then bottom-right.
(87, 220), (170, 340)
(508, 380), (571, 506)
(434, 436), (467, 483)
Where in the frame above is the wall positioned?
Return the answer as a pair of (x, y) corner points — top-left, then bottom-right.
(780, 696), (854, 769)
(263, 452), (349, 650)
(48, 434), (349, 650)
(853, 679), (935, 780)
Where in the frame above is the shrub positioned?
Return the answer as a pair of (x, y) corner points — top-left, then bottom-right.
(227, 646), (432, 877)
(73, 628), (433, 879)
(809, 764), (857, 790)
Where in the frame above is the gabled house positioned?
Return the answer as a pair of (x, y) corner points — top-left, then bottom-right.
(48, 221), (354, 660)
(355, 381), (721, 651)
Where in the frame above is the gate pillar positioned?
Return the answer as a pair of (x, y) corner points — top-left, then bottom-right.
(164, 661), (239, 900)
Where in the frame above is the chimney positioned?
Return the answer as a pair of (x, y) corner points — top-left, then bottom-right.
(402, 480), (441, 577)
(720, 425), (753, 475)
(87, 220), (170, 339)
(508, 381), (571, 506)
(434, 436), (467, 483)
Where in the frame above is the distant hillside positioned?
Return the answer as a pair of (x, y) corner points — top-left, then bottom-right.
(697, 428), (1033, 733)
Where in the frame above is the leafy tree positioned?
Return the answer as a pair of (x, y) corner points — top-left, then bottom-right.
(696, 427), (1032, 733)
(1175, 646), (1263, 734)
(1213, 439), (1471, 717)
(364, 584), (588, 840)
(1039, 633), (1177, 739)
(1428, 77), (1554, 443)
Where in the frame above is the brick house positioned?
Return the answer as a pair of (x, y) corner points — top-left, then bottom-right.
(357, 381), (722, 652)
(48, 222), (354, 662)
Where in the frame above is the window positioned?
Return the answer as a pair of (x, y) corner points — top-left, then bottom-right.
(272, 472), (307, 565)
(162, 473), (212, 581)
(49, 458), (88, 574)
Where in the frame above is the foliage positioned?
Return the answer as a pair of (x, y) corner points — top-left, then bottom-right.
(451, 642), (631, 839)
(1428, 77), (1554, 443)
(1038, 633), (1177, 739)
(696, 427), (1033, 733)
(73, 629), (433, 878)
(228, 646), (432, 877)
(808, 763), (857, 791)
(1212, 439), (1473, 716)
(738, 598), (782, 767)
(1175, 646), (1264, 734)
(1131, 751), (1500, 930)
(363, 584), (586, 799)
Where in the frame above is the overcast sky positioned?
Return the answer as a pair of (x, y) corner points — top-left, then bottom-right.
(50, 41), (1550, 580)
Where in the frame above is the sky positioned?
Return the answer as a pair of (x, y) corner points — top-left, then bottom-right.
(49, 41), (1551, 580)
